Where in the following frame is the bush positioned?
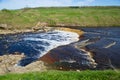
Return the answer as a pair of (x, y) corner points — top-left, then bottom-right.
(1, 9), (11, 13)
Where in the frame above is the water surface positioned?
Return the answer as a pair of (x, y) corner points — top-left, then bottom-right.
(0, 27), (120, 70)
(0, 30), (79, 66)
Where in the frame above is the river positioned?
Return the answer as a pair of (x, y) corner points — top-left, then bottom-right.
(0, 27), (120, 70)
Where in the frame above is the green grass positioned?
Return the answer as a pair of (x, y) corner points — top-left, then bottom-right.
(0, 70), (120, 80)
(0, 6), (120, 30)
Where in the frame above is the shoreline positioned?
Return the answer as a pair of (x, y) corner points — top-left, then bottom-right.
(0, 29), (34, 35)
(0, 26), (120, 35)
(0, 54), (47, 75)
(0, 26), (84, 35)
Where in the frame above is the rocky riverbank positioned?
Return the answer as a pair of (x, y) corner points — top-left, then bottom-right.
(0, 54), (47, 75)
(0, 26), (84, 35)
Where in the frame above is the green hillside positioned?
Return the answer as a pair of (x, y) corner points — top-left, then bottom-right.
(0, 7), (120, 30)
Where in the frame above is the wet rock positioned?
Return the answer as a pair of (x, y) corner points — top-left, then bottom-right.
(40, 45), (97, 70)
(91, 48), (120, 70)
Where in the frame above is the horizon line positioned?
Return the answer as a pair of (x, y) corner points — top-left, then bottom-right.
(0, 5), (120, 10)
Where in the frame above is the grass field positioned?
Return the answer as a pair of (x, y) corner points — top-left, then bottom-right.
(0, 7), (120, 30)
(0, 70), (120, 80)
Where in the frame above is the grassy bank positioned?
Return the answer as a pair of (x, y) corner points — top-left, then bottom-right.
(0, 70), (120, 80)
(0, 6), (120, 31)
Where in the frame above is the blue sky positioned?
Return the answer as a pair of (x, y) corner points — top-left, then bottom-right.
(0, 0), (120, 10)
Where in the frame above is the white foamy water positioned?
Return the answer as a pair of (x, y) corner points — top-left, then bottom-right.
(23, 30), (79, 57)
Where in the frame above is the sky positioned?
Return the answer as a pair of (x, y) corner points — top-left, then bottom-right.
(0, 0), (120, 10)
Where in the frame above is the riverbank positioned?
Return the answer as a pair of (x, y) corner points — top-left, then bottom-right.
(0, 6), (120, 34)
(0, 27), (84, 35)
(0, 54), (47, 75)
(0, 29), (34, 35)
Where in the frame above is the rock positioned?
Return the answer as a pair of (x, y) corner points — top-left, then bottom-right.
(0, 54), (47, 75)
(0, 24), (8, 29)
(40, 44), (97, 70)
(32, 22), (48, 31)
